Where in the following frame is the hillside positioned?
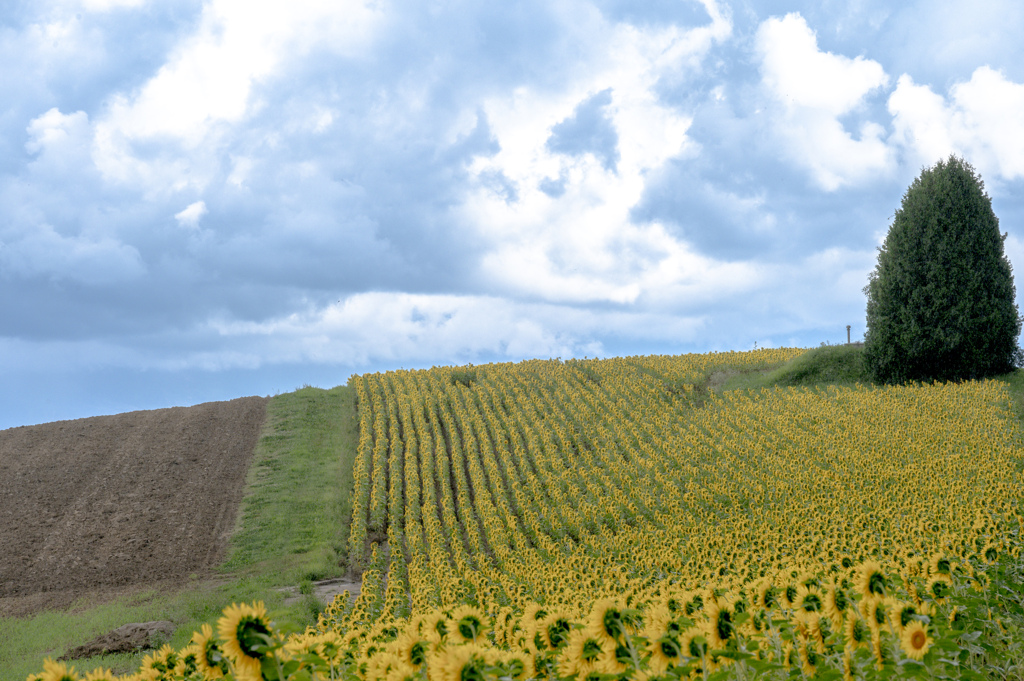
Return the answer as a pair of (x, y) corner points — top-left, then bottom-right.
(11, 347), (1024, 680)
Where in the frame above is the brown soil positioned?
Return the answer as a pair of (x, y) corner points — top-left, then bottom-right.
(0, 396), (268, 616)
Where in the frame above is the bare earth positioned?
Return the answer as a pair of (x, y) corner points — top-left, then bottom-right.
(0, 396), (267, 616)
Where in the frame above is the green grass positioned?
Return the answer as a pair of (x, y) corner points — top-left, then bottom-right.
(711, 343), (872, 393)
(0, 384), (357, 681)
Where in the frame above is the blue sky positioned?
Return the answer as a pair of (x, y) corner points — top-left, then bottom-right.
(3, 0), (1024, 428)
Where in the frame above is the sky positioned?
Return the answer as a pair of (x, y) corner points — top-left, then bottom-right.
(3, 0), (1024, 428)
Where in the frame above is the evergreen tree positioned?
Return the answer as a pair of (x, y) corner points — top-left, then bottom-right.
(864, 155), (1023, 383)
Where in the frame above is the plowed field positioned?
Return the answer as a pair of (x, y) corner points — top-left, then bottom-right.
(0, 396), (267, 616)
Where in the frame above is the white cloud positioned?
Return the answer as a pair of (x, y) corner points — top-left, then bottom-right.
(91, 0), (385, 191)
(889, 66), (1024, 182)
(206, 291), (707, 369)
(458, 2), (733, 305)
(755, 13), (892, 190)
(25, 107), (90, 157)
(79, 0), (147, 9)
(174, 200), (207, 229)
(0, 223), (146, 285)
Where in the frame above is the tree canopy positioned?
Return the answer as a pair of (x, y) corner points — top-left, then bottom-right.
(864, 155), (1022, 383)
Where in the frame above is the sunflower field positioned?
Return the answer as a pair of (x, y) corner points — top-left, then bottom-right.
(31, 349), (1024, 681)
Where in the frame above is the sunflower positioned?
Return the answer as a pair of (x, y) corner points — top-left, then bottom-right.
(753, 578), (779, 611)
(844, 613), (870, 650)
(682, 590), (706, 617)
(887, 599), (918, 635)
(422, 610), (452, 644)
(191, 623), (226, 679)
(794, 610), (826, 650)
(861, 595), (891, 636)
(855, 560), (887, 600)
(506, 649), (534, 681)
(798, 639), (819, 677)
(141, 644), (178, 678)
(973, 570), (992, 592)
(595, 640), (632, 676)
(392, 630), (430, 669)
(661, 586), (685, 615)
(449, 604), (489, 644)
(780, 640), (797, 670)
(432, 643), (490, 681)
(822, 580), (849, 624)
(314, 630), (346, 666)
(558, 629), (606, 679)
(925, 573), (953, 602)
(384, 662), (418, 681)
(777, 578), (800, 610)
(521, 602), (549, 627)
(365, 650), (403, 681)
(175, 644), (200, 678)
(871, 631), (887, 671)
(584, 597), (627, 642)
(679, 627), (708, 661)
(647, 633), (682, 674)
(39, 659), (78, 681)
(928, 553), (952, 576)
(538, 611), (573, 650)
(794, 584), (823, 614)
(704, 600), (734, 649)
(217, 601), (274, 681)
(81, 669), (116, 681)
(899, 620), (932, 661)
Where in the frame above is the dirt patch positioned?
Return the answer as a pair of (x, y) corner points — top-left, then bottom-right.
(0, 396), (268, 616)
(59, 620), (174, 660)
(278, 578), (362, 607)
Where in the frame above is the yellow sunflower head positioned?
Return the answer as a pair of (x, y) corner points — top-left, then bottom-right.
(313, 630), (346, 664)
(190, 623), (227, 679)
(928, 553), (952, 576)
(141, 644), (178, 677)
(594, 638), (632, 677)
(39, 659), (78, 681)
(81, 668), (116, 681)
(899, 620), (932, 661)
(844, 612), (870, 649)
(217, 601), (274, 681)
(646, 633), (682, 674)
(433, 643), (490, 681)
(585, 597), (627, 642)
(925, 573), (953, 602)
(682, 590), (706, 617)
(794, 584), (824, 614)
(558, 629), (606, 679)
(754, 578), (780, 611)
(644, 602), (675, 641)
(422, 610), (451, 643)
(449, 604), (489, 644)
(855, 561), (887, 600)
(887, 599), (918, 634)
(174, 644), (200, 678)
(798, 639), (819, 677)
(537, 612), (573, 650)
(704, 600), (735, 649)
(823, 581), (850, 623)
(480, 648), (528, 681)
(392, 630), (430, 669)
(679, 626), (708, 660)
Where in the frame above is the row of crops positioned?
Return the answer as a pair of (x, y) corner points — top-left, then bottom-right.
(34, 349), (1024, 680)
